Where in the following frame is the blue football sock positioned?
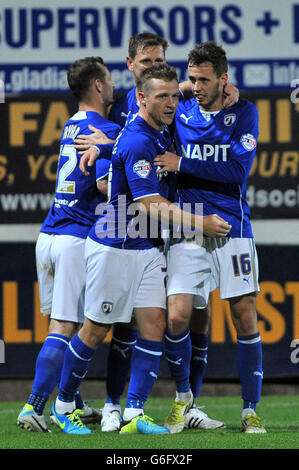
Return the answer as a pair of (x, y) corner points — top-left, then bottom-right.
(74, 391), (84, 409)
(237, 333), (263, 411)
(58, 333), (96, 403)
(165, 329), (192, 393)
(189, 332), (209, 398)
(28, 333), (70, 415)
(126, 337), (163, 410)
(106, 325), (137, 405)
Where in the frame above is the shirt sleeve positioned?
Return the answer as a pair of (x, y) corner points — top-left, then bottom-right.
(93, 124), (121, 159)
(94, 143), (115, 159)
(123, 138), (160, 201)
(179, 103), (259, 185)
(96, 158), (110, 181)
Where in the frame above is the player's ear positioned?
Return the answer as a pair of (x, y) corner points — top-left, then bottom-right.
(126, 56), (134, 72)
(94, 78), (102, 93)
(138, 90), (146, 105)
(221, 73), (228, 87)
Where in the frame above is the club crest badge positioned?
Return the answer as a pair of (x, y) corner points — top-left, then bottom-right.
(133, 160), (152, 178)
(224, 113), (236, 126)
(101, 302), (113, 314)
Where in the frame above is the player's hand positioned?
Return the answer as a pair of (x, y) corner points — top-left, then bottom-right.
(203, 214), (232, 237)
(223, 82), (239, 108)
(79, 146), (99, 176)
(74, 125), (114, 155)
(154, 152), (180, 173)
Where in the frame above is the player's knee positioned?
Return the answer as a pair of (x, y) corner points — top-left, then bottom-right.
(167, 307), (190, 334)
(167, 297), (191, 333)
(79, 318), (111, 348)
(139, 314), (166, 341)
(236, 311), (258, 336)
(49, 319), (76, 338)
(167, 316), (189, 335)
(230, 295), (258, 335)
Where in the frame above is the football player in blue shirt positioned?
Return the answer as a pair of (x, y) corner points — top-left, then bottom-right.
(17, 57), (121, 433)
(154, 42), (266, 434)
(77, 33), (237, 433)
(109, 33), (169, 128)
(51, 63), (231, 435)
(73, 33), (169, 155)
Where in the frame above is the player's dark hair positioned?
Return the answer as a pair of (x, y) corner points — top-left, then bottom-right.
(137, 63), (178, 96)
(128, 33), (168, 59)
(188, 42), (228, 77)
(67, 56), (107, 101)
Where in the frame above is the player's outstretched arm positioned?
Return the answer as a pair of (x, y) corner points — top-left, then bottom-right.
(79, 146), (99, 176)
(74, 125), (115, 155)
(179, 80), (239, 108)
(136, 194), (231, 238)
(97, 178), (108, 195)
(178, 80), (194, 99)
(223, 82), (239, 108)
(202, 214), (232, 237)
(155, 150), (246, 185)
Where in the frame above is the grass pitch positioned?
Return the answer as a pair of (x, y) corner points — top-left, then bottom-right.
(0, 395), (299, 452)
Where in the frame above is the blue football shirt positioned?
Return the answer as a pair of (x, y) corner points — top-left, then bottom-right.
(41, 111), (121, 239)
(173, 98), (259, 238)
(108, 87), (140, 128)
(104, 86), (176, 200)
(88, 115), (172, 249)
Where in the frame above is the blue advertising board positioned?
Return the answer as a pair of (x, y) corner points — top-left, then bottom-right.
(0, 0), (299, 94)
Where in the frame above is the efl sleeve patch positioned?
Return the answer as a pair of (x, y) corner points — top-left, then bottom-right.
(133, 159), (152, 178)
(240, 133), (257, 151)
